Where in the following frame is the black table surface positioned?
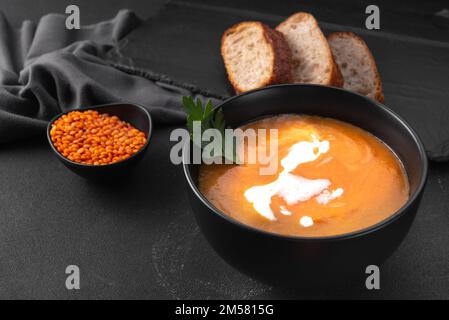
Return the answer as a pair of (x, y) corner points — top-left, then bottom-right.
(121, 0), (449, 160)
(1, 0), (449, 299)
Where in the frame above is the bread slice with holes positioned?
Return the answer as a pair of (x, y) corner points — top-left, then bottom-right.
(328, 32), (384, 103)
(221, 22), (293, 93)
(276, 12), (343, 87)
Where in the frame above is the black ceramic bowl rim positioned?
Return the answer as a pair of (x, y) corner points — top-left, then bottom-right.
(46, 103), (153, 169)
(182, 83), (428, 242)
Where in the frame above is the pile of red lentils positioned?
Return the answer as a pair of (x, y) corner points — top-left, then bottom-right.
(50, 110), (147, 165)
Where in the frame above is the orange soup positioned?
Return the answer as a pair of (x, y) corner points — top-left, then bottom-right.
(199, 115), (409, 237)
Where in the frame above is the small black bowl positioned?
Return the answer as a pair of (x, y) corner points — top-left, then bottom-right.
(182, 84), (428, 287)
(47, 103), (152, 180)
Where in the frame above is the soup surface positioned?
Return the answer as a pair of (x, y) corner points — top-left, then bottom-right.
(199, 114), (409, 237)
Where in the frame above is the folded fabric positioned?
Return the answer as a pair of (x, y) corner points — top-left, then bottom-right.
(0, 10), (211, 145)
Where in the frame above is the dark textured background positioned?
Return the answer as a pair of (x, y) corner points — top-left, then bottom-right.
(1, 0), (449, 299)
(120, 0), (449, 160)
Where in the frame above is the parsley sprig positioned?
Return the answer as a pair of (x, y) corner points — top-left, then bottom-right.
(182, 96), (237, 163)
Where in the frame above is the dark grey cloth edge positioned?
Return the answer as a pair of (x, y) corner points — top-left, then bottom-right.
(109, 62), (228, 101)
(0, 10), (204, 145)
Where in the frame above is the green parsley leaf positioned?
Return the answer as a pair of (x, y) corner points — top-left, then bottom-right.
(182, 96), (238, 164)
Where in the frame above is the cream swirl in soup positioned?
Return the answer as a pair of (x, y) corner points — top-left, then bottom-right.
(199, 115), (409, 237)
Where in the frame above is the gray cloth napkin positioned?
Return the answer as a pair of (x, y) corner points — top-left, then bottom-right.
(0, 10), (208, 144)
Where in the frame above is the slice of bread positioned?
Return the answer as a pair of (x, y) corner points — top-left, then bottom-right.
(328, 32), (384, 103)
(276, 12), (343, 87)
(221, 22), (292, 93)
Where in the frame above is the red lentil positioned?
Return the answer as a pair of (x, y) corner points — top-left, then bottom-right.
(50, 110), (147, 165)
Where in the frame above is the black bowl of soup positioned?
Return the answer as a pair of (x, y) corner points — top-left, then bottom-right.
(182, 84), (428, 287)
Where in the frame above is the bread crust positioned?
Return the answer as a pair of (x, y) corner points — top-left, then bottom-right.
(328, 32), (384, 103)
(261, 24), (293, 90)
(331, 56), (345, 88)
(276, 12), (343, 87)
(221, 22), (293, 93)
